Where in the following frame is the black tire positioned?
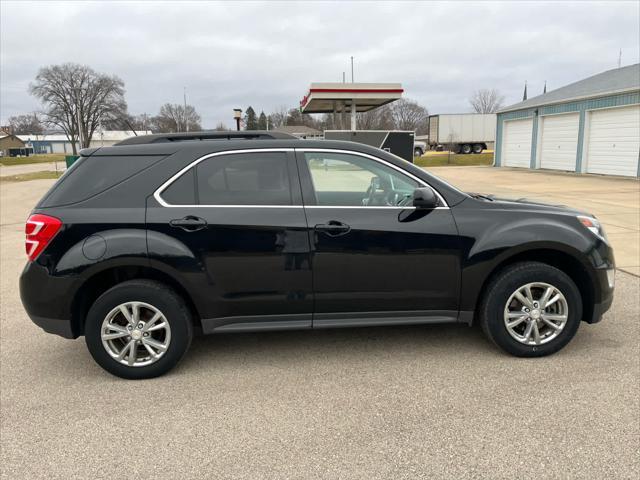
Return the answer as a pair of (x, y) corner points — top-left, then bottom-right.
(472, 143), (484, 154)
(478, 262), (582, 357)
(414, 148), (423, 157)
(85, 280), (193, 379)
(461, 144), (472, 154)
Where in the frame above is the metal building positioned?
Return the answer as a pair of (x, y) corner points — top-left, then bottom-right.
(495, 64), (640, 177)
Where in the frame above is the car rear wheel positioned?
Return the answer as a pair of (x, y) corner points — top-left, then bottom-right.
(85, 280), (193, 379)
(479, 262), (582, 357)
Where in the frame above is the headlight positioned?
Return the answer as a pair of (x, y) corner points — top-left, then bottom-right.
(577, 215), (606, 240)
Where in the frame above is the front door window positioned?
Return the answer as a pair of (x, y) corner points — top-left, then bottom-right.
(304, 152), (418, 207)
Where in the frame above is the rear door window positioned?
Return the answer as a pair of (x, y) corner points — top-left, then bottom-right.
(196, 152), (292, 205)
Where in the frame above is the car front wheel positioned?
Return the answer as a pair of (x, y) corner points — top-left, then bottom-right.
(84, 280), (193, 379)
(479, 262), (582, 357)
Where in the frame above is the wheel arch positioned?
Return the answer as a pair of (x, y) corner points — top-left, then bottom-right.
(71, 264), (202, 336)
(470, 247), (596, 325)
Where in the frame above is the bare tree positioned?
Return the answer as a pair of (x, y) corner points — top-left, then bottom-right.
(29, 63), (127, 154)
(268, 105), (289, 128)
(102, 113), (151, 132)
(357, 106), (394, 130)
(7, 113), (44, 135)
(285, 108), (320, 129)
(469, 88), (505, 113)
(389, 98), (429, 134)
(151, 103), (202, 133)
(214, 122), (228, 131)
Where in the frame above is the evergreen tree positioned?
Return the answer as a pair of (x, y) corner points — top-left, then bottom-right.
(258, 111), (268, 130)
(244, 106), (258, 130)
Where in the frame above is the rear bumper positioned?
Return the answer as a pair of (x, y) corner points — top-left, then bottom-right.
(20, 261), (78, 339)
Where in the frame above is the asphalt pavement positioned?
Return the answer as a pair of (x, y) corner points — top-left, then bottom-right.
(1, 178), (638, 479)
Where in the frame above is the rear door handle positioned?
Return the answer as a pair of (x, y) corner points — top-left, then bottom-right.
(169, 215), (207, 232)
(314, 220), (351, 237)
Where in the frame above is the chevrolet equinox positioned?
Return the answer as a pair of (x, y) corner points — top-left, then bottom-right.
(19, 131), (615, 379)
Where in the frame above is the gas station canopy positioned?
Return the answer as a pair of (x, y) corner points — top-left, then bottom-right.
(300, 82), (404, 114)
(300, 82), (403, 130)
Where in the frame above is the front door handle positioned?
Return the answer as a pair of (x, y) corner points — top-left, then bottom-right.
(169, 215), (208, 232)
(314, 220), (351, 237)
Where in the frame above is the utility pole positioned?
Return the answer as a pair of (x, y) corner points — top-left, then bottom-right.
(342, 71), (345, 83)
(73, 86), (83, 152)
(618, 49), (622, 68)
(350, 56), (354, 83)
(183, 86), (188, 132)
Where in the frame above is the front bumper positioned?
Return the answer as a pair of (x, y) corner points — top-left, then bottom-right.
(585, 267), (615, 324)
(29, 314), (76, 339)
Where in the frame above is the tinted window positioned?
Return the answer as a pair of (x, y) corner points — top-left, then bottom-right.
(39, 155), (166, 207)
(161, 168), (196, 205)
(196, 152), (292, 205)
(304, 152), (418, 207)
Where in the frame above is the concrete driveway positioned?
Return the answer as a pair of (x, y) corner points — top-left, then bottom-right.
(1, 178), (639, 479)
(427, 166), (640, 276)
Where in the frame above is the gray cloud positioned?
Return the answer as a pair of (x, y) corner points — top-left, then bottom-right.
(1, 0), (638, 127)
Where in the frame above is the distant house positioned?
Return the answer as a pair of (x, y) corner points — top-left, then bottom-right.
(271, 125), (323, 139)
(17, 130), (152, 154)
(0, 133), (33, 157)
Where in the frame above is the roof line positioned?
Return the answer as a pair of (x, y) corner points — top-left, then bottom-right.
(499, 83), (639, 113)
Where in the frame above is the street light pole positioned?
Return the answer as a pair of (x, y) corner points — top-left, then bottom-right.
(351, 56), (354, 83)
(183, 86), (188, 132)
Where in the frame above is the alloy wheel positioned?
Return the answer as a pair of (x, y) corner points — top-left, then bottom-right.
(100, 301), (171, 367)
(503, 282), (568, 346)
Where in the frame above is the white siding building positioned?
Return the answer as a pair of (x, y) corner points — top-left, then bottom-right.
(18, 130), (151, 154)
(496, 64), (640, 177)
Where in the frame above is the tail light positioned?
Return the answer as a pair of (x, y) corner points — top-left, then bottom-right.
(25, 214), (62, 261)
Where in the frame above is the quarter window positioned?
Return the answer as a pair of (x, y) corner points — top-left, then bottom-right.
(304, 152), (419, 207)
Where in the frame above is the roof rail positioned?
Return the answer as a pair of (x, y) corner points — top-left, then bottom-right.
(114, 130), (296, 146)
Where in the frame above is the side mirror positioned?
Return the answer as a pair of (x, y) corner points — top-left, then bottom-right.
(412, 187), (439, 209)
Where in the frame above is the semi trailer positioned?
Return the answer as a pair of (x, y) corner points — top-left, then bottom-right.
(428, 113), (496, 154)
(324, 130), (416, 162)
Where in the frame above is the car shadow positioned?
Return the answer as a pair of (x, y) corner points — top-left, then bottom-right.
(178, 322), (496, 371)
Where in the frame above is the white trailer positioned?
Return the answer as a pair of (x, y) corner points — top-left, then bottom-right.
(428, 113), (496, 154)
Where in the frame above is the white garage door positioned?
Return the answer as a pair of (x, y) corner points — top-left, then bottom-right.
(539, 113), (579, 171)
(502, 118), (533, 168)
(586, 105), (640, 177)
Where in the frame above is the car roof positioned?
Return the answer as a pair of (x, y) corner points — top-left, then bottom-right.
(82, 137), (468, 207)
(87, 138), (385, 157)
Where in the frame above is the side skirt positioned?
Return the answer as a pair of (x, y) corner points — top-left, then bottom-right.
(202, 311), (469, 334)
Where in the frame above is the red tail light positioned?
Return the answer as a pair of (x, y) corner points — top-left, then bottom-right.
(25, 214), (62, 261)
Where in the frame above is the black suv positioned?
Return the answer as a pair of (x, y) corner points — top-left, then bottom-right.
(20, 132), (615, 379)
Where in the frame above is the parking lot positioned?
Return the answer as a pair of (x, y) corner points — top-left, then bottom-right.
(1, 170), (639, 479)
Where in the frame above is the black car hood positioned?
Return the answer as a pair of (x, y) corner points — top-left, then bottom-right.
(467, 193), (587, 215)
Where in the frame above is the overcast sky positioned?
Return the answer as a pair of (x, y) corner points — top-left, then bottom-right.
(1, 0), (639, 128)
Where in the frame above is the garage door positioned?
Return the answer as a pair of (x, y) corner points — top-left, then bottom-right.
(539, 113), (579, 171)
(502, 118), (533, 168)
(586, 105), (640, 177)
